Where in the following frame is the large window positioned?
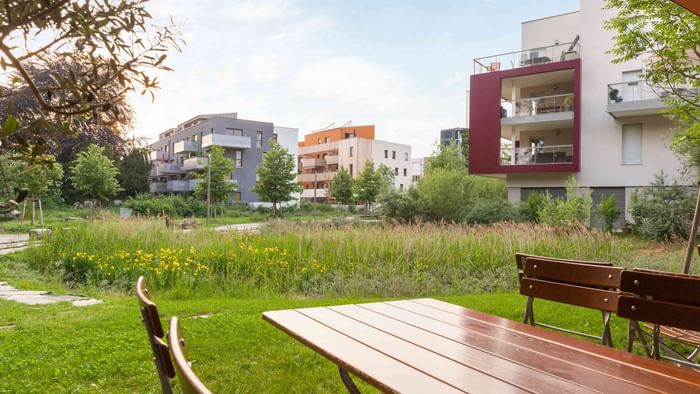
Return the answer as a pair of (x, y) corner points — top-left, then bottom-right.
(392, 151), (396, 159)
(404, 152), (409, 161)
(235, 151), (243, 168)
(403, 168), (407, 176)
(384, 150), (388, 158)
(349, 147), (353, 157)
(256, 131), (263, 149)
(622, 124), (642, 165)
(226, 128), (243, 136)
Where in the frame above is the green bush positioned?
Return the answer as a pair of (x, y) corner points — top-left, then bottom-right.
(538, 176), (592, 226)
(597, 194), (621, 232)
(123, 194), (206, 217)
(379, 188), (425, 223)
(526, 192), (546, 222)
(629, 173), (696, 241)
(461, 199), (515, 224)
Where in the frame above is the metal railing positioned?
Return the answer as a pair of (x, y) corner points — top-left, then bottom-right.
(474, 41), (580, 74)
(182, 157), (208, 171)
(607, 80), (672, 103)
(174, 140), (198, 154)
(502, 93), (574, 118)
(501, 144), (574, 165)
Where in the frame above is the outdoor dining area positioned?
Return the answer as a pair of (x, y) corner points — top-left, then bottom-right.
(136, 249), (700, 393)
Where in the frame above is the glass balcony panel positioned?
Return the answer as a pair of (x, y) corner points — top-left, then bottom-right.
(500, 144), (573, 165)
(502, 94), (574, 118)
(474, 41), (580, 74)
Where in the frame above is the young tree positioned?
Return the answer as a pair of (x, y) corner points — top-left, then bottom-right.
(330, 166), (354, 205)
(119, 148), (151, 198)
(70, 144), (122, 207)
(251, 140), (300, 217)
(375, 163), (396, 195)
(425, 142), (467, 174)
(353, 160), (380, 209)
(194, 146), (237, 211)
(605, 0), (700, 171)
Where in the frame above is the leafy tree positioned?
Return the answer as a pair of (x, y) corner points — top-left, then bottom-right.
(195, 145), (237, 208)
(330, 166), (354, 205)
(417, 167), (474, 222)
(118, 148), (151, 198)
(353, 160), (380, 208)
(0, 0), (180, 167)
(605, 0), (700, 172)
(252, 140), (300, 217)
(69, 144), (122, 205)
(379, 187), (425, 223)
(1, 152), (63, 206)
(538, 176), (592, 227)
(597, 194), (622, 232)
(375, 163), (395, 195)
(425, 142), (467, 174)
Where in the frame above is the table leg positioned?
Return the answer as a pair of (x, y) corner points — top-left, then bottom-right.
(339, 367), (361, 394)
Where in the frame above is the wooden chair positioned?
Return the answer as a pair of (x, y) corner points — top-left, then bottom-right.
(517, 255), (622, 346)
(168, 316), (212, 394)
(618, 269), (700, 368)
(136, 276), (176, 394)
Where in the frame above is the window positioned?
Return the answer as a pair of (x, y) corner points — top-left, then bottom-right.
(317, 138), (322, 144)
(256, 131), (263, 149)
(349, 164), (354, 177)
(392, 151), (396, 159)
(622, 124), (642, 165)
(412, 175), (420, 182)
(394, 167), (399, 175)
(226, 128), (243, 136)
(403, 168), (407, 177)
(272, 133), (278, 142)
(349, 147), (353, 157)
(325, 137), (329, 143)
(400, 184), (404, 191)
(384, 150), (388, 158)
(404, 152), (409, 161)
(235, 151), (243, 168)
(193, 134), (198, 142)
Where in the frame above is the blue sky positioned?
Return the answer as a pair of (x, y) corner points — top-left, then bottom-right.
(130, 0), (579, 157)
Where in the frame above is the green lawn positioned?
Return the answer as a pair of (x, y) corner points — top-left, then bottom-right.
(0, 278), (634, 393)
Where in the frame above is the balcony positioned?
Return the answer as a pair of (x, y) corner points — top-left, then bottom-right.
(298, 171), (336, 183)
(149, 182), (167, 193)
(607, 80), (673, 117)
(501, 144), (573, 166)
(149, 151), (168, 161)
(155, 162), (185, 175)
(299, 141), (340, 155)
(301, 158), (326, 168)
(174, 140), (198, 154)
(202, 133), (251, 149)
(300, 188), (328, 199)
(501, 93), (574, 126)
(182, 157), (208, 171)
(325, 155), (339, 165)
(474, 41), (580, 74)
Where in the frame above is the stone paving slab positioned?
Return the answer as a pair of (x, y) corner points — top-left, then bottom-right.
(0, 281), (101, 307)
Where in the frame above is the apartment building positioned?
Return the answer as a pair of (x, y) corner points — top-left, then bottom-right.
(468, 0), (691, 228)
(148, 113), (299, 203)
(440, 128), (469, 147)
(297, 125), (412, 201)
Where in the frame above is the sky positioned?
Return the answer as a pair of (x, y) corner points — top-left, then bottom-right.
(129, 0), (579, 158)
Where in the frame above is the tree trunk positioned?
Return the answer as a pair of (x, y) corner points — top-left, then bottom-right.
(272, 202), (277, 218)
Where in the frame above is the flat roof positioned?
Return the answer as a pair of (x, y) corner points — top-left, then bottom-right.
(521, 10), (579, 25)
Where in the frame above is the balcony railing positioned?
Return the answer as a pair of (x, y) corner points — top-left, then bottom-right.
(182, 157), (208, 171)
(501, 144), (573, 165)
(298, 172), (336, 182)
(149, 151), (168, 161)
(149, 182), (167, 193)
(174, 140), (199, 154)
(474, 41), (580, 74)
(325, 155), (339, 165)
(502, 93), (574, 118)
(607, 80), (672, 103)
(202, 133), (251, 149)
(156, 162), (185, 175)
(301, 158), (326, 168)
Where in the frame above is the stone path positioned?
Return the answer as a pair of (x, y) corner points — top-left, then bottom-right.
(213, 222), (263, 232)
(0, 281), (102, 306)
(0, 233), (30, 255)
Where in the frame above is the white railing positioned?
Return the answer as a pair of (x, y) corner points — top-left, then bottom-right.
(298, 141), (340, 155)
(501, 144), (574, 165)
(182, 157), (208, 171)
(202, 133), (251, 149)
(474, 41), (580, 74)
(301, 158), (326, 168)
(149, 151), (168, 161)
(298, 172), (336, 182)
(174, 140), (198, 154)
(149, 182), (167, 193)
(502, 93), (574, 118)
(325, 155), (339, 165)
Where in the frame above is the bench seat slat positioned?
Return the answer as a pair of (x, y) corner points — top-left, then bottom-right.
(618, 296), (700, 332)
(621, 270), (700, 306)
(523, 258), (623, 288)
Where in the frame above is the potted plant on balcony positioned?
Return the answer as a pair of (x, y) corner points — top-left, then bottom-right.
(562, 95), (573, 111)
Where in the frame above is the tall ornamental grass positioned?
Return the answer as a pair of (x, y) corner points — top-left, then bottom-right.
(24, 220), (660, 297)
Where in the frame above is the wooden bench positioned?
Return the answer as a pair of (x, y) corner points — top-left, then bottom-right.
(168, 316), (212, 394)
(618, 269), (700, 368)
(517, 254), (622, 346)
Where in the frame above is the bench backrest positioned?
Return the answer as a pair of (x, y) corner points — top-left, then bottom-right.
(515, 253), (614, 270)
(168, 316), (212, 394)
(136, 276), (176, 392)
(618, 269), (700, 331)
(519, 257), (623, 313)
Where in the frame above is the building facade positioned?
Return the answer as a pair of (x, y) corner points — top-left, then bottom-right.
(149, 113), (298, 203)
(440, 128), (468, 147)
(468, 0), (691, 227)
(297, 125), (412, 201)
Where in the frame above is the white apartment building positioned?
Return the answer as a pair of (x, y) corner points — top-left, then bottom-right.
(469, 0), (692, 228)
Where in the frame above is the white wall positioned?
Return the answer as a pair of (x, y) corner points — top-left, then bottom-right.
(521, 11), (579, 50)
(371, 140), (412, 191)
(273, 126), (300, 201)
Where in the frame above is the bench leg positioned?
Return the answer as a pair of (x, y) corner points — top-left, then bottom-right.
(523, 297), (535, 325)
(627, 321), (652, 357)
(601, 311), (613, 347)
(651, 324), (661, 360)
(339, 367), (361, 394)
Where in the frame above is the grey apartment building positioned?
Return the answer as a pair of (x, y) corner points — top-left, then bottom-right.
(440, 127), (469, 146)
(149, 113), (276, 202)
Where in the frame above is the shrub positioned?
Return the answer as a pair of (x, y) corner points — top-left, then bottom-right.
(461, 199), (515, 224)
(538, 176), (592, 226)
(123, 194), (206, 217)
(629, 173), (696, 241)
(597, 194), (621, 232)
(380, 188), (424, 223)
(526, 192), (546, 222)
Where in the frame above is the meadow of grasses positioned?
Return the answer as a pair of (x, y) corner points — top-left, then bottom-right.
(24, 219), (688, 297)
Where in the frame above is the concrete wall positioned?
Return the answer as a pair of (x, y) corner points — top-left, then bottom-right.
(371, 140), (412, 190)
(521, 11), (579, 50)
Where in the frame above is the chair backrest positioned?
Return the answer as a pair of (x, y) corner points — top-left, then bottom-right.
(168, 316), (212, 394)
(618, 269), (700, 331)
(519, 256), (623, 313)
(515, 253), (614, 270)
(136, 276), (175, 393)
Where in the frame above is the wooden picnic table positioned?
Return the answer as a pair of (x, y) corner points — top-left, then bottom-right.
(262, 298), (700, 393)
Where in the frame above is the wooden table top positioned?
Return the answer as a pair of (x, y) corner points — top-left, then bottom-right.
(262, 298), (700, 393)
